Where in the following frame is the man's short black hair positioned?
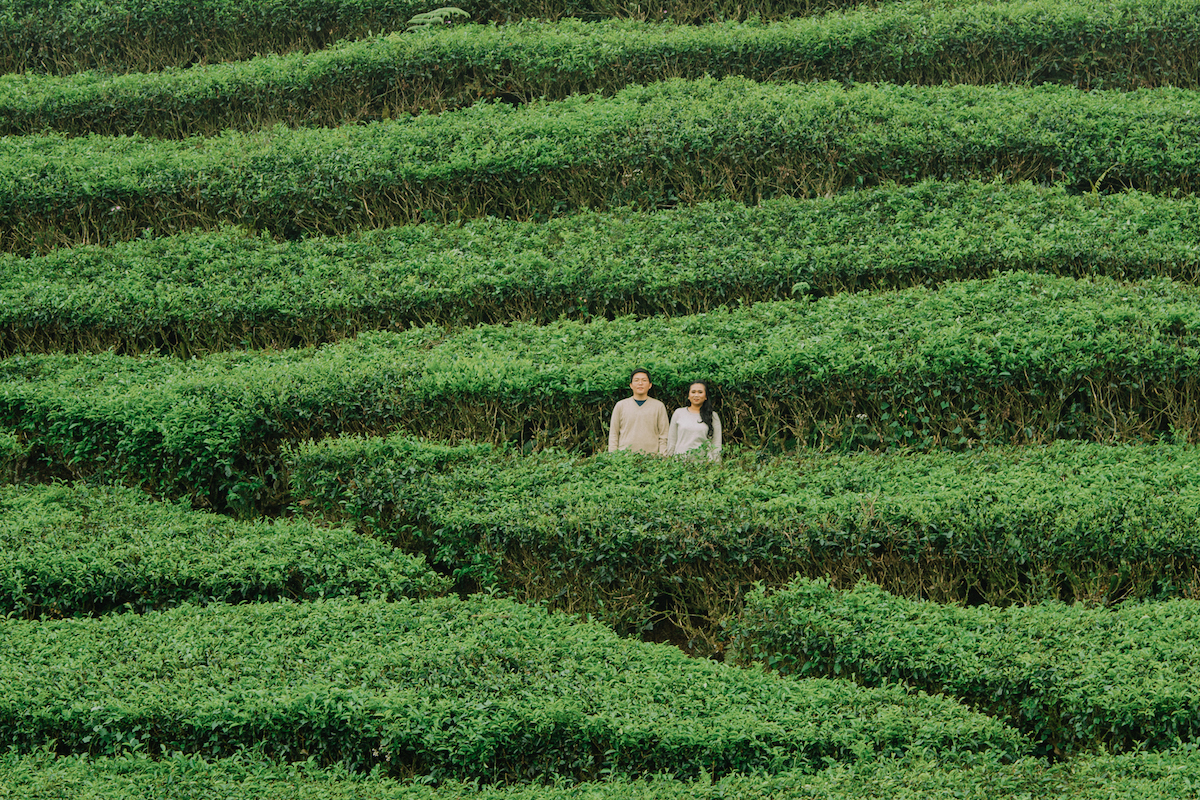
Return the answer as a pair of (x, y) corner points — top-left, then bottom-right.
(629, 367), (651, 382)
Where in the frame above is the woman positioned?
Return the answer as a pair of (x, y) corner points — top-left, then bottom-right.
(666, 380), (722, 461)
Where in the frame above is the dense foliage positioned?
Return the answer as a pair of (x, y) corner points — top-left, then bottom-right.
(5, 748), (1200, 800)
(293, 437), (1200, 648)
(0, 0), (867, 74)
(0, 595), (1027, 779)
(4, 77), (1198, 254)
(6, 0), (1199, 136)
(0, 427), (24, 482)
(5, 0), (1200, 793)
(0, 482), (448, 617)
(728, 579), (1200, 755)
(6, 272), (1200, 510)
(4, 181), (1200, 356)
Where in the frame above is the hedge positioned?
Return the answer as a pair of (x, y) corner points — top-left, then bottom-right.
(0, 427), (25, 482)
(7, 0), (1199, 137)
(6, 272), (1200, 511)
(291, 437), (1200, 649)
(5, 749), (1200, 800)
(727, 579), (1200, 756)
(4, 181), (1200, 356)
(0, 0), (862, 74)
(0, 0), (431, 74)
(3, 77), (1198, 254)
(0, 596), (1028, 780)
(0, 482), (449, 618)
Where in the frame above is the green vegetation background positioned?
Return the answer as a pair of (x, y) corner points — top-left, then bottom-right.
(2, 0), (1200, 796)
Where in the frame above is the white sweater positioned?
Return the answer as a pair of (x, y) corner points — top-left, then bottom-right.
(665, 407), (722, 461)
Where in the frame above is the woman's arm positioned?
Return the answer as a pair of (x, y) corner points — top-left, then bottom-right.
(709, 412), (722, 462)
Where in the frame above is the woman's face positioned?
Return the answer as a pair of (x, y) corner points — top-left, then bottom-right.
(688, 383), (707, 408)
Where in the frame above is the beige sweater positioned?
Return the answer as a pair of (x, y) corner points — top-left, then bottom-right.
(608, 397), (669, 455)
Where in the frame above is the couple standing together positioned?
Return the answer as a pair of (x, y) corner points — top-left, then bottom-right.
(607, 368), (722, 461)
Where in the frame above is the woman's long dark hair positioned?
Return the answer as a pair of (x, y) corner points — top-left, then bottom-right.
(689, 380), (715, 438)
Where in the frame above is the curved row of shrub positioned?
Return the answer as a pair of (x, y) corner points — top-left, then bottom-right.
(0, 482), (448, 618)
(4, 271), (1200, 511)
(0, 0), (427, 75)
(4, 181), (1199, 356)
(0, 595), (1027, 779)
(291, 436), (1200, 648)
(6, 749), (1200, 800)
(4, 77), (1198, 254)
(0, 0), (859, 75)
(728, 579), (1200, 756)
(7, 0), (1199, 137)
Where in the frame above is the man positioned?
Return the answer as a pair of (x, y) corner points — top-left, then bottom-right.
(608, 368), (669, 455)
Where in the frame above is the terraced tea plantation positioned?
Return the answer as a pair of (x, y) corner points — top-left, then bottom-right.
(4, 0), (1200, 796)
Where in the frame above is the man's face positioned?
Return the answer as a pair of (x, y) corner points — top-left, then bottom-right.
(630, 372), (651, 399)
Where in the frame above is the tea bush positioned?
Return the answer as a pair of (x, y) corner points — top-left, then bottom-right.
(0, 427), (24, 482)
(6, 272), (1200, 510)
(4, 748), (1200, 800)
(4, 181), (1199, 356)
(5, 0), (1200, 793)
(6, 0), (1198, 136)
(0, 595), (1028, 780)
(0, 482), (449, 617)
(727, 579), (1200, 755)
(292, 437), (1200, 648)
(0, 0), (865, 74)
(4, 78), (1198, 253)
(0, 0), (434, 74)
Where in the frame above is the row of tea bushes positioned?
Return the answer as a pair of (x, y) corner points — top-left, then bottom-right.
(0, 596), (1027, 780)
(292, 437), (1200, 645)
(0, 0), (860, 74)
(8, 0), (1199, 137)
(6, 271), (1200, 510)
(727, 579), (1200, 756)
(5, 181), (1199, 356)
(6, 748), (1200, 800)
(0, 482), (448, 617)
(0, 0), (432, 74)
(4, 77), (1199, 253)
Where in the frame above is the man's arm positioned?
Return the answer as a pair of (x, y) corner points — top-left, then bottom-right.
(656, 403), (670, 455)
(608, 402), (622, 452)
